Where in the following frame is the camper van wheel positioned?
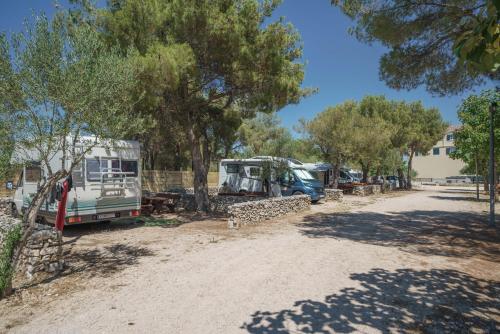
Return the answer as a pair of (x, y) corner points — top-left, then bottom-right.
(293, 191), (304, 196)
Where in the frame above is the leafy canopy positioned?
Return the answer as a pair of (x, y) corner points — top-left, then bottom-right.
(0, 13), (144, 174)
(96, 0), (310, 209)
(451, 89), (500, 176)
(332, 0), (499, 95)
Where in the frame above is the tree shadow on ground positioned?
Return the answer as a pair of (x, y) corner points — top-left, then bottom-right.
(63, 243), (154, 277)
(299, 210), (500, 262)
(440, 188), (480, 194)
(242, 268), (500, 333)
(18, 243), (154, 290)
(430, 195), (488, 203)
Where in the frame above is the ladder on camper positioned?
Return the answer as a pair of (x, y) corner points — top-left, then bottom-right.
(88, 168), (136, 198)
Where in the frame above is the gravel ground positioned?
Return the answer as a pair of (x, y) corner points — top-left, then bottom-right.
(0, 186), (499, 333)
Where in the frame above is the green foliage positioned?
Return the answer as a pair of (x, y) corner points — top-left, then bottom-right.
(303, 101), (358, 186)
(353, 97), (392, 180)
(451, 89), (500, 178)
(0, 121), (14, 180)
(454, 1), (500, 74)
(1, 14), (145, 173)
(0, 12), (147, 294)
(96, 0), (309, 210)
(138, 217), (182, 227)
(332, 0), (498, 95)
(0, 225), (22, 295)
(305, 95), (447, 187)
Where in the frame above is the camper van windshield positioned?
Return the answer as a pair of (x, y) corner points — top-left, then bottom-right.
(293, 169), (316, 181)
(25, 166), (41, 183)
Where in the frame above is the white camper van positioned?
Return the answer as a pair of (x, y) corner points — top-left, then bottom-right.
(8, 138), (142, 225)
(218, 157), (325, 201)
(218, 158), (268, 194)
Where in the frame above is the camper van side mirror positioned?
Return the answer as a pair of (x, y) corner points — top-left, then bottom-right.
(5, 181), (15, 190)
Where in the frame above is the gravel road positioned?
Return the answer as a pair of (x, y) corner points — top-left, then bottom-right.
(1, 186), (499, 333)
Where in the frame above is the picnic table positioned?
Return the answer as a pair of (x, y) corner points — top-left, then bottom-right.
(142, 192), (182, 215)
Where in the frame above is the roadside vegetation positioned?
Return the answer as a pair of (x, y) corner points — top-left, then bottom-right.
(0, 225), (21, 297)
(451, 89), (500, 194)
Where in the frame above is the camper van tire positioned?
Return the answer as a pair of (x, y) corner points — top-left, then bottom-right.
(293, 191), (304, 196)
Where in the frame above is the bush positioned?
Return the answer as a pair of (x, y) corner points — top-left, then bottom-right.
(0, 224), (22, 295)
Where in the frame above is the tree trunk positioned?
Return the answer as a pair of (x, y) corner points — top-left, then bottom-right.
(174, 143), (182, 171)
(397, 167), (405, 189)
(3, 172), (65, 298)
(331, 163), (340, 189)
(361, 162), (369, 184)
(475, 155), (480, 200)
(407, 151), (414, 189)
(187, 124), (210, 212)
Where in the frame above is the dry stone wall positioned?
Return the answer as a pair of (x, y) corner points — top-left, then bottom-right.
(181, 193), (266, 213)
(227, 195), (310, 228)
(0, 198), (16, 247)
(325, 189), (343, 202)
(382, 183), (397, 193)
(1, 197), (63, 280)
(353, 185), (383, 196)
(22, 224), (64, 280)
(0, 197), (10, 215)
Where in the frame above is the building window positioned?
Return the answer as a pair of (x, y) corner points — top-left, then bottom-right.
(433, 148), (440, 156)
(446, 147), (456, 155)
(446, 133), (454, 141)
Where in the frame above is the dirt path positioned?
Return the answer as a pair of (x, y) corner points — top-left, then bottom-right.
(1, 187), (499, 333)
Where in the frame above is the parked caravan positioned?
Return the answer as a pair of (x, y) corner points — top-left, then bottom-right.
(298, 161), (360, 186)
(218, 157), (325, 202)
(8, 137), (141, 225)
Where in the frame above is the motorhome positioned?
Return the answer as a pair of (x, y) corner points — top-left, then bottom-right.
(8, 138), (141, 225)
(297, 161), (360, 186)
(218, 157), (325, 202)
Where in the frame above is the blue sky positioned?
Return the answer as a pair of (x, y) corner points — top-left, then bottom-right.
(0, 0), (493, 132)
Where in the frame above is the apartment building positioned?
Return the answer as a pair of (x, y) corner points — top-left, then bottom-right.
(412, 126), (466, 182)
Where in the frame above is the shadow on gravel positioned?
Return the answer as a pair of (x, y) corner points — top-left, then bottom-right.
(19, 243), (154, 290)
(242, 268), (500, 333)
(64, 243), (154, 277)
(430, 195), (489, 203)
(299, 210), (500, 262)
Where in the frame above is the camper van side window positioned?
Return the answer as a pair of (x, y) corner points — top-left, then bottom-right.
(86, 158), (101, 181)
(25, 166), (41, 183)
(121, 160), (138, 177)
(226, 164), (239, 173)
(249, 167), (260, 177)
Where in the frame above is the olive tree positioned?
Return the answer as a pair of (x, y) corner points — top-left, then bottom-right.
(0, 14), (143, 297)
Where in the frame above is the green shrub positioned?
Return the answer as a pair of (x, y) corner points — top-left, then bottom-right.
(0, 224), (22, 295)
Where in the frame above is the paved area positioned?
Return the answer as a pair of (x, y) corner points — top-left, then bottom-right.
(1, 186), (499, 333)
